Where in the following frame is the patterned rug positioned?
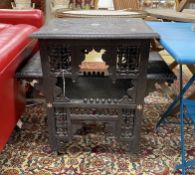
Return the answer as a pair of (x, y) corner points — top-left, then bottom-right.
(0, 72), (195, 175)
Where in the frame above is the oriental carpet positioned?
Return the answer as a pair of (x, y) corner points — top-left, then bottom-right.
(0, 69), (195, 175)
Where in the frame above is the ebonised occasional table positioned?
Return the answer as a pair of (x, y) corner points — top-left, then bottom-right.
(31, 18), (158, 153)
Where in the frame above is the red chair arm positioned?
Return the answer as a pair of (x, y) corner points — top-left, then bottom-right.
(0, 9), (44, 28)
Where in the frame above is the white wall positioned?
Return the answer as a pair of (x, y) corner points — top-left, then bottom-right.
(45, 0), (53, 22)
(98, 0), (114, 9)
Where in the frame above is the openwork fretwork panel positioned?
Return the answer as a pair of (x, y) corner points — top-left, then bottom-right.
(48, 44), (71, 73)
(55, 108), (69, 138)
(117, 46), (141, 74)
(120, 108), (135, 139)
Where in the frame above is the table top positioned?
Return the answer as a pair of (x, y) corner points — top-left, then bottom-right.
(55, 9), (147, 18)
(147, 22), (195, 64)
(31, 18), (158, 40)
(146, 9), (195, 22)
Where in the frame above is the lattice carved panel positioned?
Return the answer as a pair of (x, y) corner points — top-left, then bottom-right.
(55, 108), (69, 137)
(117, 46), (141, 74)
(120, 108), (135, 139)
(47, 44), (72, 73)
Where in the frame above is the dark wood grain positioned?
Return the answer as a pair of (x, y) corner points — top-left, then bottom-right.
(0, 0), (12, 9)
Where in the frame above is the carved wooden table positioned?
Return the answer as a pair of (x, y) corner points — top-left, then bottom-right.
(31, 18), (158, 153)
(146, 8), (195, 22)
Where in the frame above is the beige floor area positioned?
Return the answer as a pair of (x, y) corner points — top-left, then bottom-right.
(160, 50), (193, 78)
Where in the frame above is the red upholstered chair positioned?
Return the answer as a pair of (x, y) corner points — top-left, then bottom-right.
(0, 9), (44, 152)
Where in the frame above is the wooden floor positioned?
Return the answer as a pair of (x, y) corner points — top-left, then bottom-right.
(145, 8), (195, 22)
(160, 50), (192, 78)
